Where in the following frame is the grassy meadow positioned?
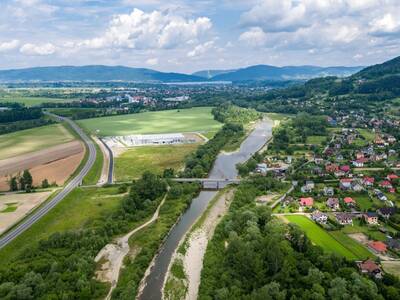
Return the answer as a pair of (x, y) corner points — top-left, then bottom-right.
(285, 215), (372, 260)
(115, 144), (199, 181)
(0, 186), (124, 264)
(78, 107), (222, 136)
(0, 123), (75, 159)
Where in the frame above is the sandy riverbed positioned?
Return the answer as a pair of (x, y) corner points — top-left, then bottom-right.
(163, 189), (234, 300)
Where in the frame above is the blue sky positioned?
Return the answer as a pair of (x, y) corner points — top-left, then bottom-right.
(1, 0), (400, 73)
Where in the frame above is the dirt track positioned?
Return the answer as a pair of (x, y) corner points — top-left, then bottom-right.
(0, 141), (84, 176)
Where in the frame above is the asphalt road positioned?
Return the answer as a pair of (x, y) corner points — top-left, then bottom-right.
(99, 138), (114, 184)
(0, 114), (96, 250)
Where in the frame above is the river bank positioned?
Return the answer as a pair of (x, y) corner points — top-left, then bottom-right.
(163, 188), (234, 300)
(138, 118), (273, 300)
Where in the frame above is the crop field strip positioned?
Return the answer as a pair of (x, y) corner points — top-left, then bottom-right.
(285, 215), (372, 260)
(78, 107), (222, 136)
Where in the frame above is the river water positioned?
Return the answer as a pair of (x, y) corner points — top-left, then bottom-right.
(138, 118), (273, 300)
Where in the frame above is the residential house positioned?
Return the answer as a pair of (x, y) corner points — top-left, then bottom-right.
(311, 211), (328, 224)
(363, 212), (379, 225)
(357, 259), (382, 279)
(299, 197), (314, 207)
(340, 165), (351, 173)
(363, 177), (375, 187)
(386, 238), (400, 251)
(340, 178), (353, 190)
(387, 174), (399, 181)
(374, 189), (388, 201)
(368, 241), (387, 254)
(301, 181), (315, 193)
(326, 163), (339, 173)
(352, 158), (368, 167)
(351, 182), (364, 192)
(314, 156), (324, 165)
(327, 198), (340, 210)
(335, 213), (353, 225)
(256, 163), (268, 174)
(379, 180), (393, 190)
(344, 197), (356, 207)
(377, 207), (396, 219)
(324, 187), (335, 196)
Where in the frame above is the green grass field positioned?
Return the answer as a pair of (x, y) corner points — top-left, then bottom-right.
(82, 141), (104, 185)
(115, 144), (199, 181)
(306, 135), (327, 145)
(0, 96), (75, 107)
(285, 215), (368, 260)
(0, 186), (123, 264)
(0, 123), (75, 159)
(78, 107), (222, 136)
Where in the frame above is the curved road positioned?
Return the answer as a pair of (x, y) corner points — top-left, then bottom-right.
(0, 114), (96, 250)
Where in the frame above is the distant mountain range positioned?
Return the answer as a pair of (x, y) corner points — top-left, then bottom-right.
(0, 64), (364, 83)
(201, 65), (364, 81)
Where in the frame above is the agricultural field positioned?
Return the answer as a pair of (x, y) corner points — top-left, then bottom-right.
(115, 144), (199, 181)
(0, 123), (75, 160)
(0, 186), (124, 264)
(285, 215), (370, 260)
(78, 107), (222, 136)
(0, 96), (75, 107)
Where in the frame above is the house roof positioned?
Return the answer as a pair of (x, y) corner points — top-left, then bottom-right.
(344, 197), (355, 203)
(364, 177), (375, 183)
(335, 213), (353, 221)
(299, 197), (314, 206)
(327, 197), (339, 205)
(364, 212), (378, 218)
(368, 241), (387, 252)
(340, 165), (351, 172)
(380, 180), (392, 186)
(387, 174), (399, 180)
(359, 259), (381, 273)
(340, 178), (353, 183)
(378, 207), (396, 215)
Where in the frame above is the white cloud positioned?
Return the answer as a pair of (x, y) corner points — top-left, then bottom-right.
(80, 8), (212, 50)
(20, 43), (56, 55)
(187, 40), (214, 57)
(146, 57), (159, 65)
(370, 13), (400, 36)
(0, 40), (20, 52)
(239, 27), (268, 47)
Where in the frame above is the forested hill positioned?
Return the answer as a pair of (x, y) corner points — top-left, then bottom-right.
(353, 56), (400, 80)
(0, 65), (204, 83)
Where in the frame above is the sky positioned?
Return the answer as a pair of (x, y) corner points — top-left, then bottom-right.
(0, 0), (400, 73)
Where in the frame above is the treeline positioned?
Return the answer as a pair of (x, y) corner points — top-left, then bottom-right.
(182, 123), (244, 177)
(0, 172), (167, 299)
(198, 178), (400, 299)
(212, 103), (261, 125)
(0, 107), (42, 123)
(0, 118), (54, 135)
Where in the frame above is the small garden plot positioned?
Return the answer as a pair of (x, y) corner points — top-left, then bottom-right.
(306, 135), (327, 145)
(0, 202), (18, 213)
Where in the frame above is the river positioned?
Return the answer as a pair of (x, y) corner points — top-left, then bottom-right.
(138, 118), (273, 300)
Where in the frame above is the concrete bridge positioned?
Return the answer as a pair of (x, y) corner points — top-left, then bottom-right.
(171, 178), (241, 190)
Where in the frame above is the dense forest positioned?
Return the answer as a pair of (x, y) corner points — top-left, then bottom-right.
(182, 123), (244, 177)
(198, 177), (400, 300)
(0, 172), (169, 299)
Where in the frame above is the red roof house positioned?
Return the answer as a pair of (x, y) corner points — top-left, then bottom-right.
(326, 164), (339, 173)
(340, 165), (351, 172)
(344, 197), (355, 205)
(387, 174), (399, 181)
(368, 241), (387, 253)
(299, 197), (314, 207)
(380, 180), (393, 189)
(363, 177), (375, 186)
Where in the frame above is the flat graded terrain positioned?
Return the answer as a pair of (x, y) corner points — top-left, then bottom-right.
(0, 191), (52, 235)
(78, 107), (222, 136)
(0, 186), (124, 263)
(115, 144), (199, 181)
(285, 215), (364, 260)
(0, 123), (75, 160)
